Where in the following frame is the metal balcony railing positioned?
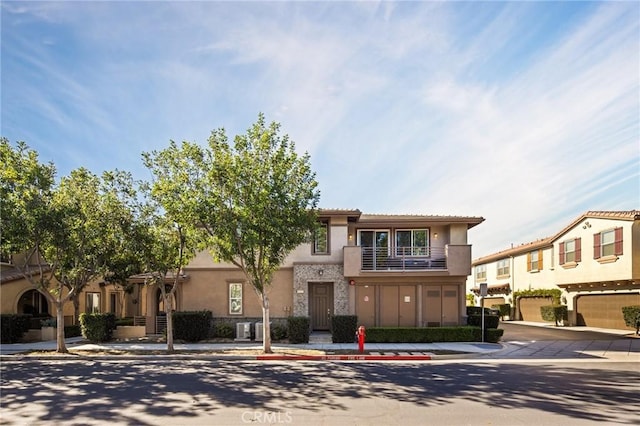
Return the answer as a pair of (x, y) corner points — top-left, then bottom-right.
(361, 246), (447, 271)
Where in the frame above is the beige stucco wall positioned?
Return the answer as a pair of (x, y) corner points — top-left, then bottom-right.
(180, 267), (294, 318)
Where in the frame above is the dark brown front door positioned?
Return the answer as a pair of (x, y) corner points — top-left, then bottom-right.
(310, 283), (333, 330)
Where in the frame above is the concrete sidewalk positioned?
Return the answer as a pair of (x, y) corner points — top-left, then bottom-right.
(1, 322), (638, 361)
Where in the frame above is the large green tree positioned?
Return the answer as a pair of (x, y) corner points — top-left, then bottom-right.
(144, 114), (320, 353)
(141, 144), (204, 352)
(1, 139), (144, 352)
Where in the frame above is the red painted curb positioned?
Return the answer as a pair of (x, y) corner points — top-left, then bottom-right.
(255, 354), (432, 361)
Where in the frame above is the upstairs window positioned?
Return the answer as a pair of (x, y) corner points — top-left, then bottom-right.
(527, 250), (543, 272)
(559, 238), (581, 264)
(395, 229), (428, 256)
(313, 221), (329, 254)
(475, 264), (486, 281)
(496, 259), (510, 277)
(594, 228), (623, 259)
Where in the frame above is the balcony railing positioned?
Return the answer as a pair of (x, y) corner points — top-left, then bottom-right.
(362, 246), (447, 271)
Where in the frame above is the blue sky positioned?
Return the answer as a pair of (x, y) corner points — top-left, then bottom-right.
(2, 1), (638, 258)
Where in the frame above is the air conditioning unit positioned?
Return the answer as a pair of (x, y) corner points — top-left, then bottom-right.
(235, 322), (251, 341)
(255, 322), (264, 342)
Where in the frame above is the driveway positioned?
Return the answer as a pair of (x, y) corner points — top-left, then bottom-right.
(500, 321), (632, 341)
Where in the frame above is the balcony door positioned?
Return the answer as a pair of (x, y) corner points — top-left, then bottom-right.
(359, 230), (389, 270)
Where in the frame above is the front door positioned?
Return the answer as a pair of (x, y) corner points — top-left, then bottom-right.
(310, 283), (333, 330)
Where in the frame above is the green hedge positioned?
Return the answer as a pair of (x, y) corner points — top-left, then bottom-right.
(287, 316), (310, 344)
(491, 304), (511, 320)
(173, 311), (212, 342)
(271, 323), (288, 341)
(514, 289), (561, 304)
(467, 313), (500, 329)
(331, 315), (358, 343)
(540, 305), (568, 326)
(79, 313), (116, 342)
(365, 326), (503, 343)
(65, 325), (82, 338)
(622, 305), (640, 335)
(0, 314), (32, 343)
(213, 321), (234, 339)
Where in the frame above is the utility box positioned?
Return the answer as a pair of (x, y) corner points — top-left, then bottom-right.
(235, 322), (251, 341)
(255, 322), (263, 342)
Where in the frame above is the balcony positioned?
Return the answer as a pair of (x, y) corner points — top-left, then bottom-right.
(344, 245), (472, 277)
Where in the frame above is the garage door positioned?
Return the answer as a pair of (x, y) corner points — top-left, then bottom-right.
(518, 297), (554, 322)
(576, 293), (640, 330)
(483, 297), (505, 308)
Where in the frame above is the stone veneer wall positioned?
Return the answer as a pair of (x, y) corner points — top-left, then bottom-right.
(293, 264), (349, 317)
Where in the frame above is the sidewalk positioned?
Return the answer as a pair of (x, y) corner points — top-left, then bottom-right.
(1, 322), (638, 361)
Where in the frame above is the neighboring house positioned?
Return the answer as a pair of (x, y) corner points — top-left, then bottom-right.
(469, 210), (640, 330)
(0, 251), (138, 326)
(2, 209), (484, 336)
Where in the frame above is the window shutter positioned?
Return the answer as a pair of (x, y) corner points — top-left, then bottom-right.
(559, 242), (565, 265)
(593, 233), (601, 259)
(614, 227), (623, 255)
(526, 252), (531, 272)
(575, 238), (581, 262)
(538, 249), (543, 270)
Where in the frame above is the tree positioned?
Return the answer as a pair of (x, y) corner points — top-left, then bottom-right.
(141, 143), (203, 352)
(142, 114), (320, 353)
(1, 139), (143, 352)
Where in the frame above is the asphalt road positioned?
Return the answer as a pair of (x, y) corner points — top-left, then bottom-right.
(1, 358), (639, 426)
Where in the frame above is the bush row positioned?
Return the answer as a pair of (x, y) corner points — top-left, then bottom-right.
(0, 314), (32, 343)
(365, 327), (503, 343)
(540, 305), (568, 326)
(622, 305), (640, 335)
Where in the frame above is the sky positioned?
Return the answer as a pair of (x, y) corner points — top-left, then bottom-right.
(2, 1), (639, 259)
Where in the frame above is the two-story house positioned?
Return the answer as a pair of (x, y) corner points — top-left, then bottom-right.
(135, 209), (484, 333)
(469, 210), (640, 330)
(2, 209), (484, 336)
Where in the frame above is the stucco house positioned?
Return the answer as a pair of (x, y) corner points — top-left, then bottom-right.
(2, 209), (484, 337)
(468, 210), (640, 330)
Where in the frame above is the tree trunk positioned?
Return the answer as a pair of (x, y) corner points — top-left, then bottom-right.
(262, 294), (272, 354)
(165, 293), (174, 353)
(55, 301), (68, 353)
(72, 294), (80, 325)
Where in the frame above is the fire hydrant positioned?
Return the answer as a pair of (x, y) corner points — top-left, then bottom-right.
(357, 325), (366, 353)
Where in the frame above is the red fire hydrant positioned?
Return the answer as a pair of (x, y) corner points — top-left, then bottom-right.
(357, 325), (366, 353)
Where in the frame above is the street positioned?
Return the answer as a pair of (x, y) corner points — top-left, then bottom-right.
(1, 358), (638, 426)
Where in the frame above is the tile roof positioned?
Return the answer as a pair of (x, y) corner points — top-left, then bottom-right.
(473, 209), (640, 265)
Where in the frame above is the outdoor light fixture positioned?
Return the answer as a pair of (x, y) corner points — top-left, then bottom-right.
(318, 269), (324, 276)
(434, 233), (438, 239)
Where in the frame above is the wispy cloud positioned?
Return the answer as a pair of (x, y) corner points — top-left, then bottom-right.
(1, 1), (637, 258)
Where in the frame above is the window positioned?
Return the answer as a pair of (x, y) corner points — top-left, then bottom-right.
(527, 250), (543, 272)
(86, 293), (100, 313)
(559, 238), (581, 264)
(313, 221), (329, 254)
(496, 259), (510, 277)
(109, 293), (118, 314)
(594, 228), (623, 259)
(395, 229), (428, 256)
(229, 283), (243, 315)
(475, 264), (486, 280)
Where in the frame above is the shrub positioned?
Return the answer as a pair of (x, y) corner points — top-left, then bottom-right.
(0, 314), (32, 343)
(491, 304), (511, 320)
(622, 305), (640, 335)
(287, 316), (310, 344)
(271, 323), (288, 341)
(213, 321), (234, 339)
(173, 311), (212, 342)
(331, 315), (358, 343)
(514, 289), (562, 304)
(365, 326), (503, 344)
(79, 313), (116, 342)
(540, 305), (567, 326)
(116, 317), (134, 327)
(40, 317), (57, 328)
(64, 325), (82, 338)
(467, 314), (500, 329)
(466, 306), (499, 316)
